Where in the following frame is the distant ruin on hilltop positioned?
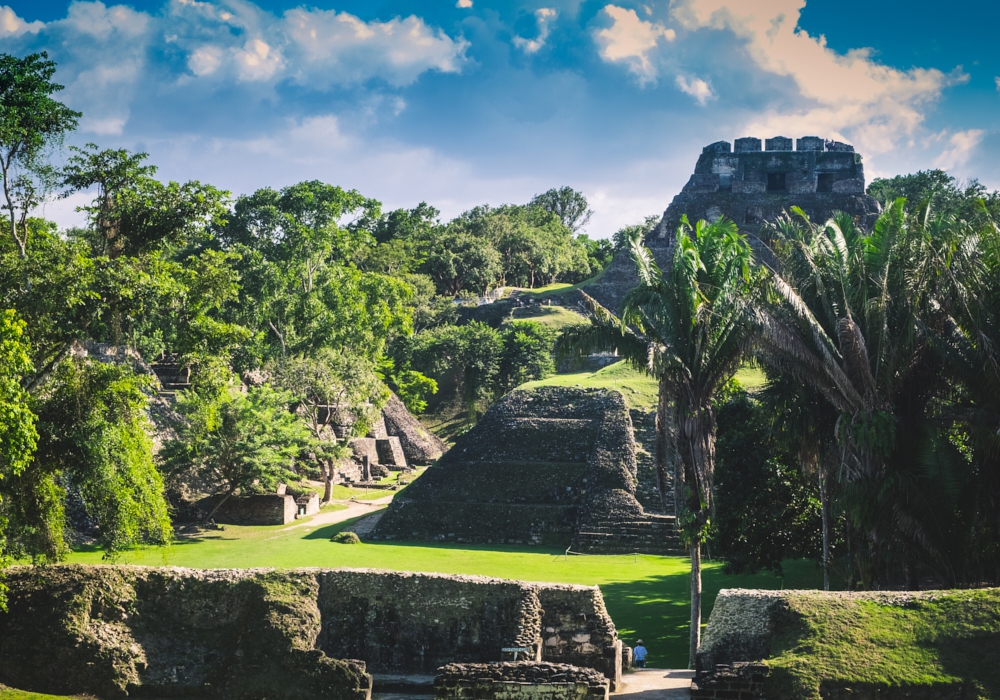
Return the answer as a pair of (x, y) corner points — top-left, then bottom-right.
(586, 136), (881, 313)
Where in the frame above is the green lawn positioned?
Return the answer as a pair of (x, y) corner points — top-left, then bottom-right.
(65, 509), (824, 669)
(510, 304), (590, 331)
(0, 690), (83, 700)
(520, 360), (660, 409)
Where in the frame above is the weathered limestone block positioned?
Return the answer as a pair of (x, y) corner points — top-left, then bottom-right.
(349, 438), (379, 464)
(765, 136), (793, 151)
(734, 137), (761, 152)
(375, 436), (407, 468)
(382, 392), (448, 465)
(434, 663), (610, 700)
(796, 136), (824, 151)
(202, 493), (297, 525)
(296, 492), (320, 517)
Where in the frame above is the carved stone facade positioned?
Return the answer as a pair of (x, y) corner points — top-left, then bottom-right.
(585, 136), (880, 315)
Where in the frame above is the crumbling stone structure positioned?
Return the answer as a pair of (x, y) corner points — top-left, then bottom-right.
(435, 662), (610, 700)
(585, 136), (880, 314)
(0, 566), (623, 698)
(198, 493), (299, 525)
(372, 387), (682, 554)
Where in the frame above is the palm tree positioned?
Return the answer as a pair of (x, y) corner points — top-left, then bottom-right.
(753, 202), (964, 588)
(563, 216), (760, 667)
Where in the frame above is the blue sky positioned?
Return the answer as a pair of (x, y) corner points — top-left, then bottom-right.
(5, 0), (999, 236)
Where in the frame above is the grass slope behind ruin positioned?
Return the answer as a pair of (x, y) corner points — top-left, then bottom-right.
(766, 590), (1000, 699)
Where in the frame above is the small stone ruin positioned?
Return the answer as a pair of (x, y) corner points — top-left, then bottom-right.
(372, 387), (682, 554)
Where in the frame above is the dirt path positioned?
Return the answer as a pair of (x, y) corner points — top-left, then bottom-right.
(615, 669), (693, 699)
(284, 495), (394, 531)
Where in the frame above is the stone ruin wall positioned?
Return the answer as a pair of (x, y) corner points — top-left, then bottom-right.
(435, 662), (611, 700)
(585, 136), (880, 315)
(372, 388), (645, 546)
(0, 566), (623, 700)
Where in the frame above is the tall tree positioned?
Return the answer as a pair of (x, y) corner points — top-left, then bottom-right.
(562, 217), (760, 666)
(530, 187), (593, 233)
(271, 350), (388, 503)
(0, 53), (79, 260)
(754, 204), (964, 588)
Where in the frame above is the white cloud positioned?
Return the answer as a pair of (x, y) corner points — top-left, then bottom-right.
(0, 6), (43, 37)
(0, 1), (468, 134)
(594, 5), (675, 84)
(671, 0), (965, 156)
(675, 74), (714, 105)
(188, 45), (223, 76)
(513, 8), (557, 54)
(281, 9), (467, 88)
(456, 0), (473, 7)
(995, 76), (1000, 94)
(932, 129), (985, 170)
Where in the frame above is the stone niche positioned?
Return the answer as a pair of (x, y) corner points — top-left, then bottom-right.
(0, 566), (625, 698)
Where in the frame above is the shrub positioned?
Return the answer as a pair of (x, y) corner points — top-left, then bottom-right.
(331, 531), (360, 544)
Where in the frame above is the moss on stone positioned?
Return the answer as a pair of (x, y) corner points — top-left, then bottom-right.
(701, 589), (1000, 700)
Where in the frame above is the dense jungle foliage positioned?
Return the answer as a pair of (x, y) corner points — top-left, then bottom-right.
(3, 49), (1000, 624)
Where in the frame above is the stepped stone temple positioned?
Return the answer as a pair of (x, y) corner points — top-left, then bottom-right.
(372, 387), (683, 555)
(586, 135), (881, 314)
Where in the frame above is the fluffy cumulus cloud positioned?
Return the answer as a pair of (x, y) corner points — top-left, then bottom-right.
(670, 0), (965, 156)
(932, 129), (986, 170)
(0, 5), (42, 37)
(0, 0), (469, 134)
(513, 8), (557, 54)
(675, 74), (714, 105)
(456, 0), (473, 7)
(593, 5), (675, 84)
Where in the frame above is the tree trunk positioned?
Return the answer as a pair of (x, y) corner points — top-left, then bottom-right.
(203, 487), (236, 523)
(322, 461), (334, 504)
(689, 536), (702, 670)
(819, 470), (830, 591)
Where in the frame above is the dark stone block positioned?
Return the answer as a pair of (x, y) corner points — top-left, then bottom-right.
(797, 136), (824, 151)
(765, 136), (792, 151)
(734, 137), (761, 153)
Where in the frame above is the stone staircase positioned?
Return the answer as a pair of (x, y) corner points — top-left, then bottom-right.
(150, 354), (190, 396)
(572, 514), (685, 555)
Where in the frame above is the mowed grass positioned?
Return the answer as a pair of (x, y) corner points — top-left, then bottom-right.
(522, 361), (769, 411)
(521, 360), (661, 410)
(0, 689), (86, 700)
(65, 509), (824, 669)
(510, 304), (590, 331)
(765, 590), (1000, 699)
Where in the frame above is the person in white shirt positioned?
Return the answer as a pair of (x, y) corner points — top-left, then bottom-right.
(633, 640), (648, 668)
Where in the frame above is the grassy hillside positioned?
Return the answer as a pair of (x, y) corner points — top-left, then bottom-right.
(63, 509), (824, 669)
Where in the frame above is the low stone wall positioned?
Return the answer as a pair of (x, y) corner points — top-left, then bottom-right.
(204, 493), (297, 525)
(0, 566), (623, 698)
(690, 663), (768, 700)
(435, 662), (609, 700)
(0, 566), (370, 700)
